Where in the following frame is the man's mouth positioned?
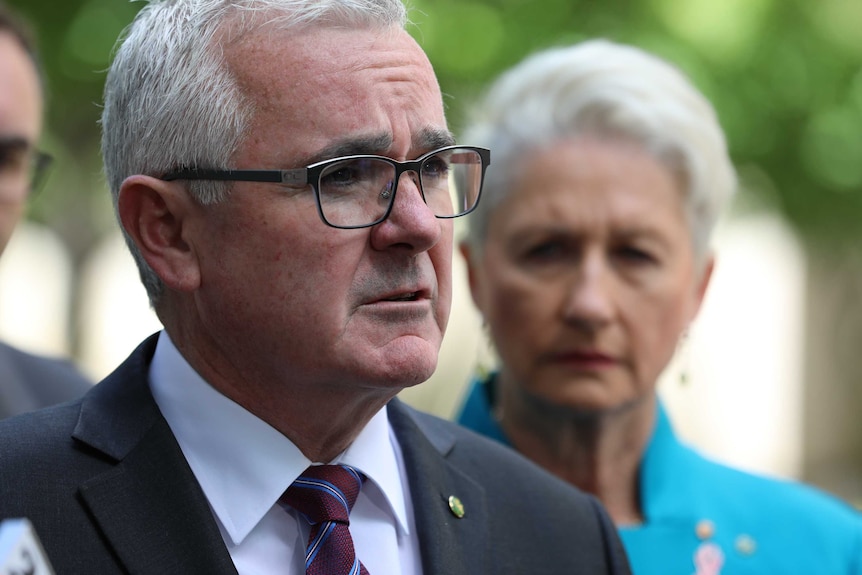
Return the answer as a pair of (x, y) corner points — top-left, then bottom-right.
(383, 291), (419, 302)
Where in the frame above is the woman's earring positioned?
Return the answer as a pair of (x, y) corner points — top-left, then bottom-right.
(678, 330), (691, 387)
(474, 317), (495, 382)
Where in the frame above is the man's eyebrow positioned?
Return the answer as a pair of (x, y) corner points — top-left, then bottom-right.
(299, 128), (456, 167)
(415, 128), (456, 152)
(303, 134), (394, 165)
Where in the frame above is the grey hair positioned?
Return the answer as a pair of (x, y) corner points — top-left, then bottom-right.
(462, 39), (737, 262)
(100, 0), (408, 305)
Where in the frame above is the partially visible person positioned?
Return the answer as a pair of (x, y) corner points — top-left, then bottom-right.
(0, 2), (631, 573)
(0, 1), (91, 418)
(457, 39), (862, 574)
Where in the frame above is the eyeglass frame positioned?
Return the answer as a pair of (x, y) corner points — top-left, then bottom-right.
(29, 150), (53, 196)
(160, 144), (490, 229)
(0, 137), (53, 198)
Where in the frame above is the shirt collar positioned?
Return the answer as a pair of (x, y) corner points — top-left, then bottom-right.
(148, 331), (410, 545)
(636, 399), (707, 523)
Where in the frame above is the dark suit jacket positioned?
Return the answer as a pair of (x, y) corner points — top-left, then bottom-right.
(0, 340), (92, 419)
(0, 334), (630, 574)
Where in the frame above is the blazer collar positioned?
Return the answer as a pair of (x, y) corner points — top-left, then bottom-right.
(72, 333), (238, 574)
(388, 399), (489, 575)
(71, 335), (487, 575)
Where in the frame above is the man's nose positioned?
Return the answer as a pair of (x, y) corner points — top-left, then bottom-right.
(370, 170), (442, 253)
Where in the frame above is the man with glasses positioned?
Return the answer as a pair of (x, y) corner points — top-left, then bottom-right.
(0, 1), (630, 573)
(0, 1), (91, 419)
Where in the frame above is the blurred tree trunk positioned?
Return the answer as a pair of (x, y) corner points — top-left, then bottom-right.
(802, 242), (862, 506)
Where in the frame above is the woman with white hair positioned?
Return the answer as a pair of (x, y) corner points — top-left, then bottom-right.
(457, 39), (862, 573)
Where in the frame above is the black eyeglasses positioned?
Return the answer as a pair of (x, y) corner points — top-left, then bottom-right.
(0, 140), (53, 199)
(29, 150), (53, 195)
(161, 145), (490, 229)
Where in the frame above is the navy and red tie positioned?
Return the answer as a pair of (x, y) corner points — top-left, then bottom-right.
(280, 464), (369, 575)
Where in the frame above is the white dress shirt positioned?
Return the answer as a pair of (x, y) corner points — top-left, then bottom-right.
(149, 331), (423, 575)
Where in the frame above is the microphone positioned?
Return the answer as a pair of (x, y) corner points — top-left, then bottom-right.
(0, 518), (55, 575)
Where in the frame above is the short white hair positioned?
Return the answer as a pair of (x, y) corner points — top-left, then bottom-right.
(462, 39), (737, 260)
(100, 0), (407, 304)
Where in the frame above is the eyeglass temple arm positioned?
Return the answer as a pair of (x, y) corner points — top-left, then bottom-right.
(161, 168), (308, 184)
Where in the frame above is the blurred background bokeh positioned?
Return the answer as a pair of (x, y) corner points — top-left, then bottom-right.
(2, 0), (860, 505)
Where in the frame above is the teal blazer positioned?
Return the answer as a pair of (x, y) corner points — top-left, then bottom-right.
(458, 375), (862, 574)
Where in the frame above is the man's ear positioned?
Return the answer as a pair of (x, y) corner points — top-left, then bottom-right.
(117, 175), (201, 293)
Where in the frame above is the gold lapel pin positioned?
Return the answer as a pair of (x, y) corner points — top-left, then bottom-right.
(448, 495), (465, 518)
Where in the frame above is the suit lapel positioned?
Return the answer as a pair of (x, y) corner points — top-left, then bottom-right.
(70, 338), (489, 574)
(72, 335), (237, 575)
(388, 399), (488, 575)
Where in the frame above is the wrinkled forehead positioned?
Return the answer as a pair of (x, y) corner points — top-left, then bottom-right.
(212, 3), (402, 54)
(222, 22), (445, 156)
(220, 14), (426, 78)
(0, 32), (42, 137)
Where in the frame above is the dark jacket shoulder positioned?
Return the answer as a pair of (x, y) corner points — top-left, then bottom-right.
(0, 340), (92, 419)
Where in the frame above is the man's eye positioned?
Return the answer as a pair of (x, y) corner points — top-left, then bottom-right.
(421, 157), (450, 179)
(323, 167), (359, 186)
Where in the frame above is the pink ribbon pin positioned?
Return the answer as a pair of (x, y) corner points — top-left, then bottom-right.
(693, 542), (725, 575)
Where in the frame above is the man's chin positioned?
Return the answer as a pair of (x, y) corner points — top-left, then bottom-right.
(360, 336), (440, 388)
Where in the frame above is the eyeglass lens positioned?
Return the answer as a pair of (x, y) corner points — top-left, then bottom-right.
(0, 143), (52, 200)
(316, 147), (483, 228)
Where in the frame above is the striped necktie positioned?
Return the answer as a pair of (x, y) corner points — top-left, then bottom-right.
(280, 464), (370, 575)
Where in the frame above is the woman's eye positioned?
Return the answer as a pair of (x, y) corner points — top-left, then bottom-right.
(524, 241), (566, 260)
(616, 246), (655, 264)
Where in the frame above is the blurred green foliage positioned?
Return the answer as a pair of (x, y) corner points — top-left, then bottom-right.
(8, 0), (862, 248)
